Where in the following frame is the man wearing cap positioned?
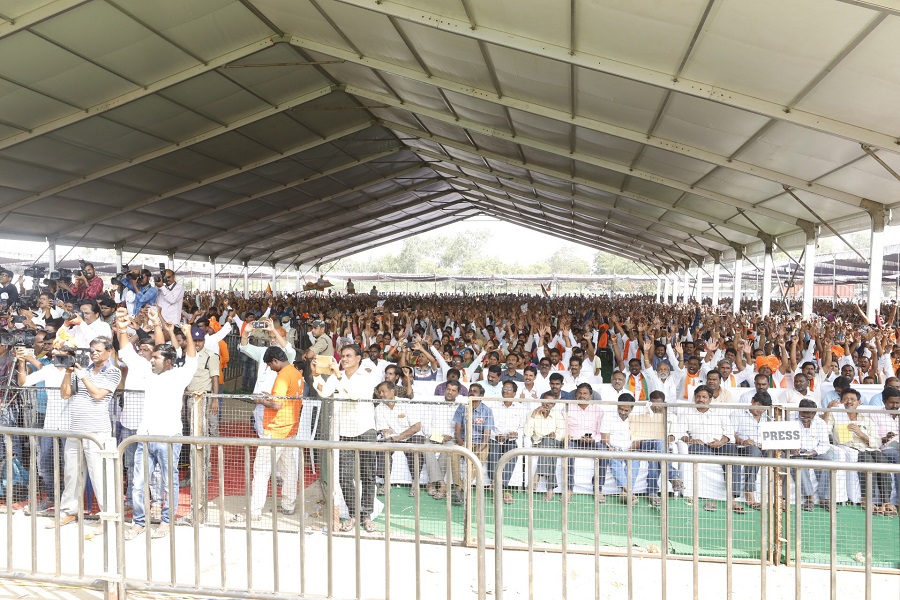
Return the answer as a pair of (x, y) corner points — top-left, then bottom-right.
(305, 319), (334, 360)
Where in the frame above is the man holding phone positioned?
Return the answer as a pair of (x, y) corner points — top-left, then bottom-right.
(239, 318), (296, 436)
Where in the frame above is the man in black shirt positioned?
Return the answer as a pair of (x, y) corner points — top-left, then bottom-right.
(0, 269), (19, 307)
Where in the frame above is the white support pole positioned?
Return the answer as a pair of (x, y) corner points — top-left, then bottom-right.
(655, 277), (662, 303)
(802, 227), (817, 318)
(296, 265), (302, 293)
(166, 253), (174, 271)
(209, 257), (217, 292)
(761, 242), (774, 317)
(271, 262), (277, 293)
(242, 261), (249, 298)
(867, 206), (886, 323)
(732, 248), (743, 316)
(47, 240), (56, 273)
(115, 247), (123, 273)
(711, 258), (721, 309)
(682, 270), (690, 304)
(695, 263), (704, 303)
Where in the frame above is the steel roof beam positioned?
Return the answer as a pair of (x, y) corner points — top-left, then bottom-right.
(423, 154), (725, 251)
(449, 179), (702, 262)
(390, 123), (741, 244)
(296, 207), (478, 265)
(350, 86), (804, 230)
(462, 192), (672, 267)
(468, 197), (671, 269)
(331, 0), (900, 154)
(286, 34), (869, 211)
(0, 85), (338, 218)
(460, 189), (696, 265)
(173, 166), (435, 253)
(0, 0), (89, 40)
(267, 191), (459, 262)
(0, 35), (284, 153)
(148, 146), (404, 235)
(56, 120), (376, 238)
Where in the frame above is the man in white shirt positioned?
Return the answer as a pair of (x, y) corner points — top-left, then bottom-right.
(423, 380), (463, 500)
(117, 310), (196, 540)
(154, 268), (185, 325)
(732, 392), (771, 510)
(603, 393), (639, 504)
(678, 385), (741, 511)
(314, 344), (380, 533)
(374, 382), (425, 493)
(488, 381), (526, 504)
(790, 399), (834, 511)
(65, 299), (113, 348)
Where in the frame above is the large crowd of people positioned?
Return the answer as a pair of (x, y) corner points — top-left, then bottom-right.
(0, 263), (898, 539)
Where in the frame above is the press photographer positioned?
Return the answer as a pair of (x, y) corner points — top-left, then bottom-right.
(55, 336), (120, 527)
(155, 266), (184, 325)
(58, 260), (103, 300)
(63, 299), (113, 349)
(16, 332), (68, 515)
(116, 268), (157, 315)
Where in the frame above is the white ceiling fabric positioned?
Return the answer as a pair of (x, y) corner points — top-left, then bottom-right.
(0, 0), (897, 273)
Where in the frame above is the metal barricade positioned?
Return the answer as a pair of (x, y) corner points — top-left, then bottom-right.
(0, 425), (114, 594)
(492, 447), (900, 600)
(115, 434), (486, 600)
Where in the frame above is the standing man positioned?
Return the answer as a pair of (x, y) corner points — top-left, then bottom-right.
(122, 269), (158, 314)
(304, 318), (334, 361)
(155, 268), (184, 326)
(241, 347), (303, 520)
(117, 312), (196, 539)
(66, 263), (104, 300)
(315, 344), (380, 533)
(53, 337), (121, 528)
(0, 268), (18, 307)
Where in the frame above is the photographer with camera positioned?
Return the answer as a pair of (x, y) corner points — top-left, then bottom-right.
(16, 332), (68, 515)
(61, 261), (103, 301)
(119, 269), (158, 315)
(54, 336), (120, 527)
(155, 268), (184, 325)
(64, 299), (113, 350)
(0, 269), (18, 307)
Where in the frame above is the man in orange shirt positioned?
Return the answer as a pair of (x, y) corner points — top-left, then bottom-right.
(239, 347), (302, 520)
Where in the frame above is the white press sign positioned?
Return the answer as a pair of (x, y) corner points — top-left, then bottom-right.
(759, 421), (802, 450)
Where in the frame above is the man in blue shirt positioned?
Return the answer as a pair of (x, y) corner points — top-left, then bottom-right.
(121, 269), (158, 314)
(451, 383), (495, 505)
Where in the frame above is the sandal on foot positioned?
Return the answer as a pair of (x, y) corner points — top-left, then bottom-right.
(339, 518), (356, 532)
(362, 518), (376, 533)
(151, 524), (170, 539)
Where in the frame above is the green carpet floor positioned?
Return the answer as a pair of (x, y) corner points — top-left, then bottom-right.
(376, 486), (900, 569)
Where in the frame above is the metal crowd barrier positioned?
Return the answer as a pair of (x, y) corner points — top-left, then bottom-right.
(492, 447), (900, 600)
(114, 435), (486, 600)
(0, 393), (899, 599)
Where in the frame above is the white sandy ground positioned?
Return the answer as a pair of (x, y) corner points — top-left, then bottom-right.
(0, 480), (897, 600)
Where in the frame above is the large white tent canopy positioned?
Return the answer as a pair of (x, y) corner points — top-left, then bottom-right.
(0, 0), (898, 316)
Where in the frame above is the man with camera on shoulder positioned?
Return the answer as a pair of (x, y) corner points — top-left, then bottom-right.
(60, 262), (103, 300)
